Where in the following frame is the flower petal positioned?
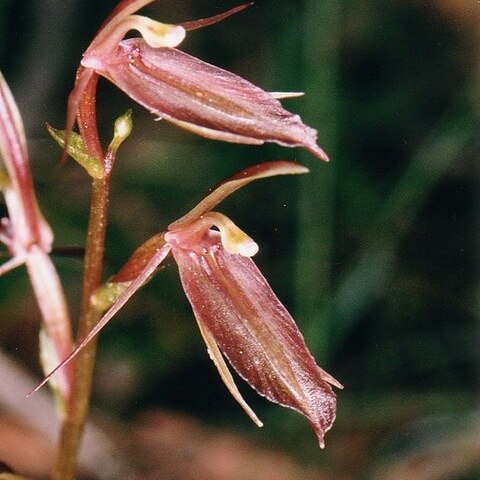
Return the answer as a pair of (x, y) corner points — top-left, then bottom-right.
(171, 234), (341, 447)
(111, 232), (168, 283)
(97, 40), (329, 161)
(83, 241), (171, 345)
(169, 160), (308, 230)
(1, 72), (74, 401)
(26, 246), (75, 398)
(0, 71), (53, 249)
(101, 0), (156, 27)
(196, 316), (263, 427)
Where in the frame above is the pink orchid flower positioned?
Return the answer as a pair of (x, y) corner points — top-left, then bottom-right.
(38, 161), (342, 447)
(0, 72), (74, 403)
(65, 0), (328, 161)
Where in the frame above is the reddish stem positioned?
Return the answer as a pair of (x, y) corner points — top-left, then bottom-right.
(53, 72), (112, 480)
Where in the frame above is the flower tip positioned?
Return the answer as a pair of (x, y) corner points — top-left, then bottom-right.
(153, 25), (186, 48)
(309, 144), (330, 162)
(333, 378), (344, 389)
(312, 422), (332, 449)
(270, 91), (305, 99)
(237, 239), (259, 257)
(221, 230), (259, 258)
(291, 164), (310, 175)
(138, 19), (186, 48)
(181, 2), (255, 31)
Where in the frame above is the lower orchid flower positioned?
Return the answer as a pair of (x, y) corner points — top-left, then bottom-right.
(37, 160), (342, 447)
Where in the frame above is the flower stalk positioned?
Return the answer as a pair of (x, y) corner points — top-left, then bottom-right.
(52, 76), (134, 480)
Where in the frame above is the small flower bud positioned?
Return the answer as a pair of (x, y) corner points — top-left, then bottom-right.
(108, 109), (133, 154)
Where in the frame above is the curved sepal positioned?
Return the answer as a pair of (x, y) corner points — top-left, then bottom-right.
(170, 160), (308, 230)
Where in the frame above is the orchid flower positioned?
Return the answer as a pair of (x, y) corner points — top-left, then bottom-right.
(0, 71), (74, 405)
(37, 161), (342, 447)
(65, 0), (328, 161)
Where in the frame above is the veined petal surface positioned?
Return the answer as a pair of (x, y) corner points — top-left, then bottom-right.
(98, 40), (328, 160)
(172, 234), (341, 447)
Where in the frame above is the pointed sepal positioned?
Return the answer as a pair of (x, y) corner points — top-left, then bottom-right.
(170, 160), (308, 230)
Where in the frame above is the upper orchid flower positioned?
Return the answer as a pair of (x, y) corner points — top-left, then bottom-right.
(0, 71), (74, 406)
(37, 161), (342, 447)
(65, 0), (328, 161)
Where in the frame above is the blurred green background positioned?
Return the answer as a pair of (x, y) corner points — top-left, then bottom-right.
(0, 0), (478, 479)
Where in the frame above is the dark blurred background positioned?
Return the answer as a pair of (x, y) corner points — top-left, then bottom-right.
(0, 1), (478, 479)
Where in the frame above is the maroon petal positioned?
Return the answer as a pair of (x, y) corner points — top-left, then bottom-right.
(171, 235), (341, 447)
(180, 3), (253, 31)
(97, 39), (328, 161)
(0, 71), (52, 249)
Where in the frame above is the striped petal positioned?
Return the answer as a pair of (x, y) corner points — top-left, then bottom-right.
(96, 40), (328, 161)
(172, 233), (341, 447)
